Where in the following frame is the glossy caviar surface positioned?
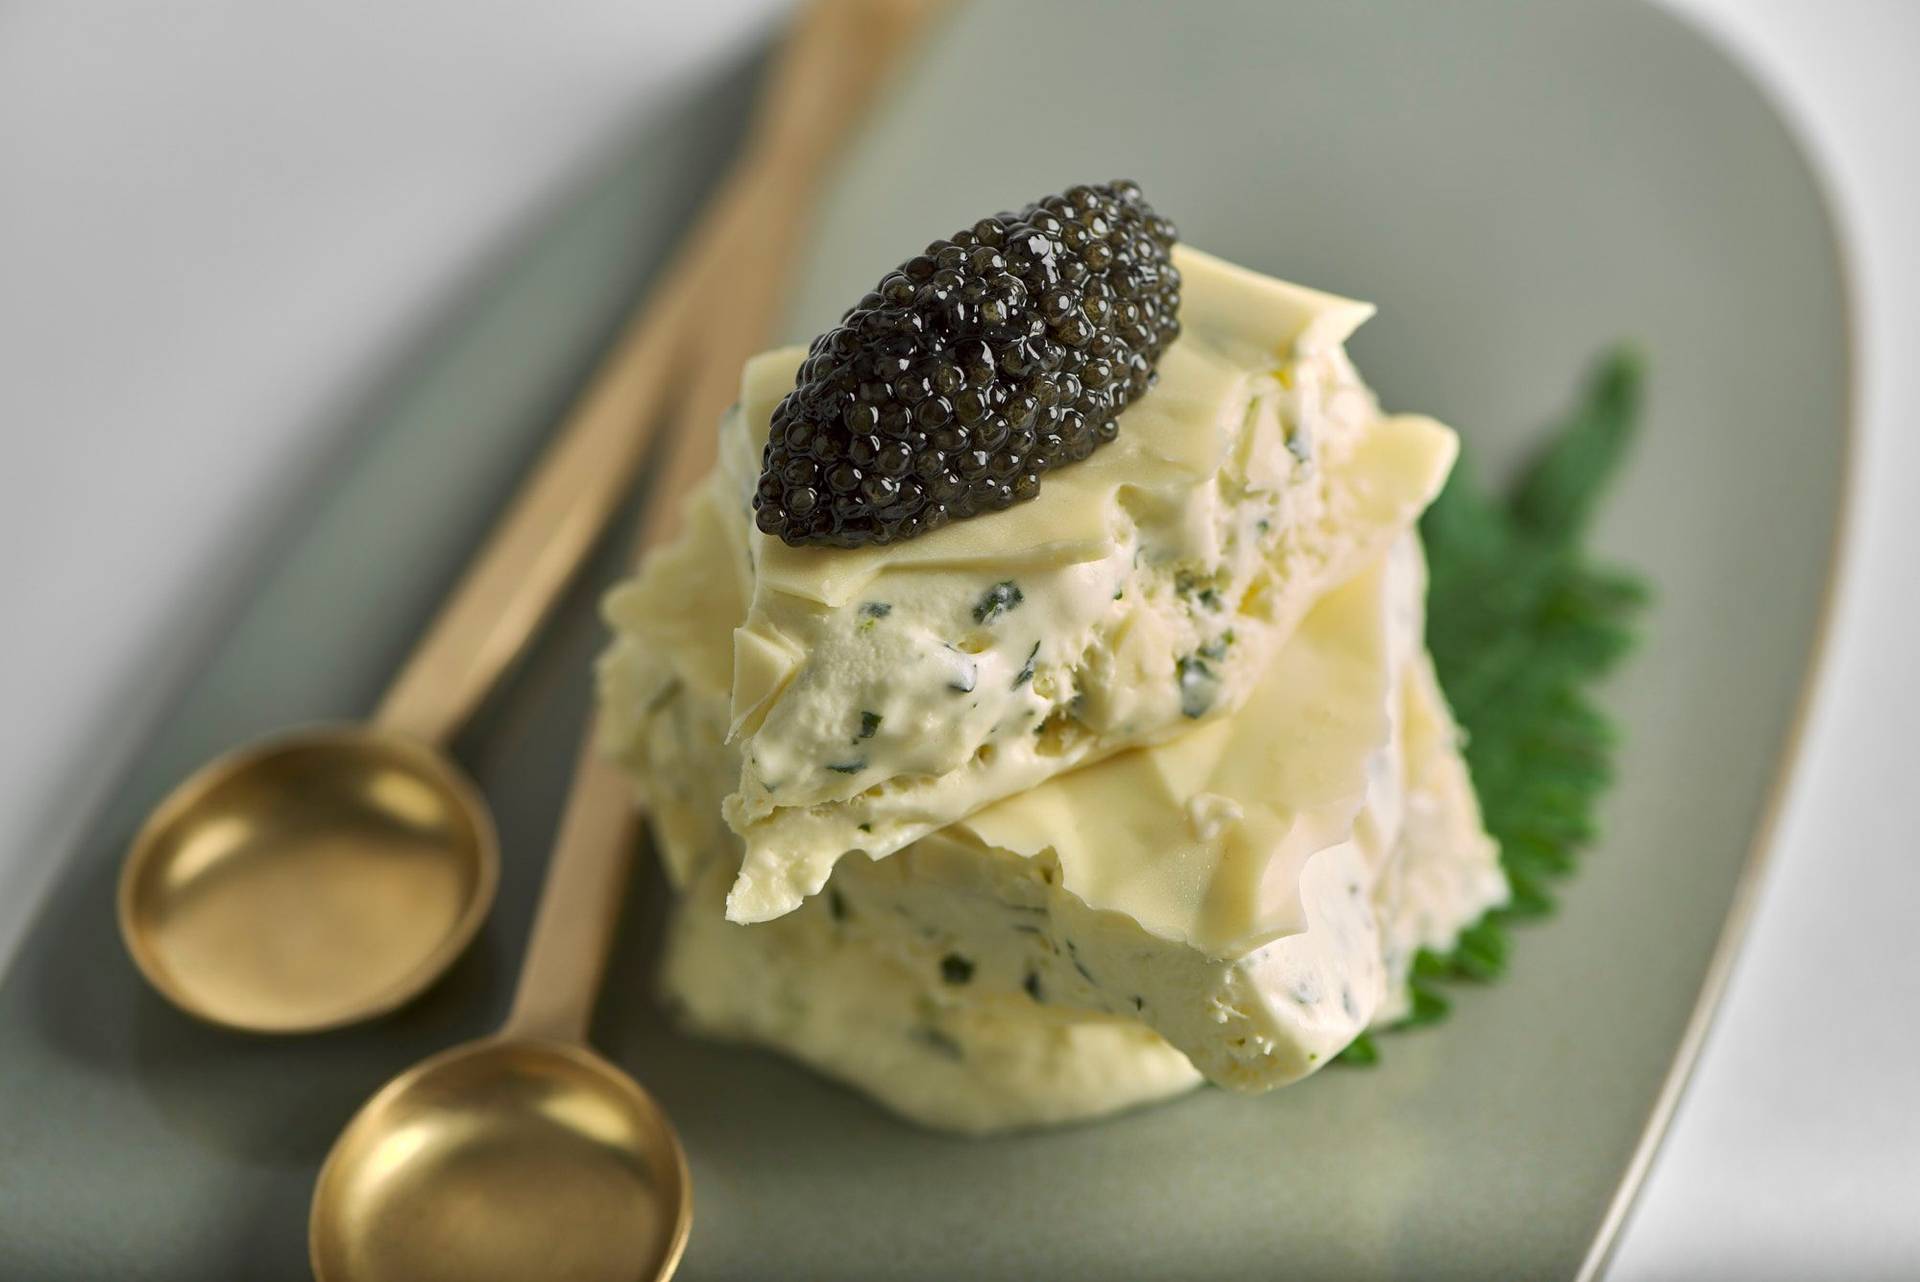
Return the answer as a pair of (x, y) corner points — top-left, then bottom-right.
(754, 181), (1181, 547)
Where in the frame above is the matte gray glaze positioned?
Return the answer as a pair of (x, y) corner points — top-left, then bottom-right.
(0, 2), (1847, 1279)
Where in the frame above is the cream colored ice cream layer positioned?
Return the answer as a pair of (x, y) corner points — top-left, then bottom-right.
(661, 855), (1203, 1135)
(602, 476), (1505, 1095)
(651, 643), (1501, 1130)
(637, 579), (1500, 1125)
(603, 246), (1458, 924)
(830, 634), (1505, 1086)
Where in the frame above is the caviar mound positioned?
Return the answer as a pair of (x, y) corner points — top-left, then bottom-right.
(754, 181), (1181, 548)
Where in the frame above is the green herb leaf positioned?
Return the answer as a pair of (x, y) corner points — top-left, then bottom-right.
(1512, 347), (1644, 544)
(1348, 347), (1649, 1064)
(1012, 642), (1040, 689)
(973, 580), (1024, 624)
(1403, 985), (1452, 1028)
(1338, 1033), (1380, 1067)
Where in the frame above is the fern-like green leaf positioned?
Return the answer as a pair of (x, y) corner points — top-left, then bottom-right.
(1342, 347), (1649, 1066)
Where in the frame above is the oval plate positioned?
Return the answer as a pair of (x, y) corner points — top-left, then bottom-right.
(0, 1), (1846, 1278)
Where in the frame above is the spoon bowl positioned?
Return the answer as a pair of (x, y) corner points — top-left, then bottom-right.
(118, 727), (497, 1033)
(310, 1037), (690, 1282)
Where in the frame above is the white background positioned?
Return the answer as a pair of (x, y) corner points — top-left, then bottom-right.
(2, 2), (1915, 1276)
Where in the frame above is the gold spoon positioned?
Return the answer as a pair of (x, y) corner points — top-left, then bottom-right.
(117, 0), (943, 1036)
(307, 731), (684, 1282)
(113, 200), (718, 1034)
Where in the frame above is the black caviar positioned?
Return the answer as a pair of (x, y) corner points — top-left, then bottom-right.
(753, 181), (1180, 547)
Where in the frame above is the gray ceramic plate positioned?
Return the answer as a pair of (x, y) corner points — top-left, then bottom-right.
(0, 1), (1847, 1278)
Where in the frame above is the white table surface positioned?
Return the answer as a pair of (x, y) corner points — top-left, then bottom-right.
(2, 1), (1915, 1275)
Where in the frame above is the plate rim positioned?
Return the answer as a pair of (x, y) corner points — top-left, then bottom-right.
(1575, 8), (1861, 1276)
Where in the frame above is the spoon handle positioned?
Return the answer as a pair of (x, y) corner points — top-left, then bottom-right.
(495, 306), (801, 1036)
(368, 212), (704, 747)
(633, 0), (956, 549)
(500, 722), (638, 1044)
(493, 0), (951, 1043)
(372, 0), (950, 747)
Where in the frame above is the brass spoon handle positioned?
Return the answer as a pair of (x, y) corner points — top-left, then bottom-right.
(372, 0), (947, 747)
(370, 227), (702, 746)
(633, 0), (956, 546)
(495, 0), (948, 1046)
(501, 723), (639, 1044)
